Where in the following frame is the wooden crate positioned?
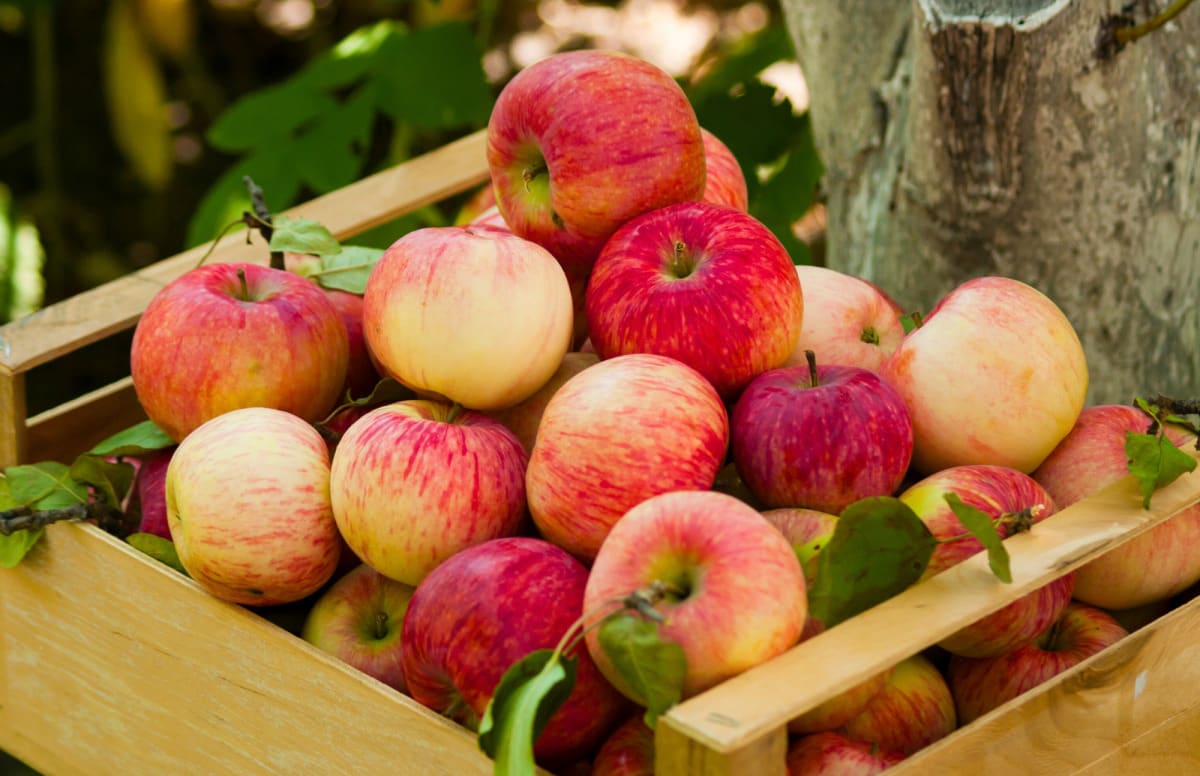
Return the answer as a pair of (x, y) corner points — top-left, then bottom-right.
(3, 130), (1200, 776)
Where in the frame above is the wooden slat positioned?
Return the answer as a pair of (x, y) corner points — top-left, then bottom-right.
(889, 592), (1200, 774)
(657, 456), (1200, 761)
(656, 718), (786, 776)
(0, 522), (535, 776)
(1076, 705), (1200, 776)
(0, 368), (26, 468)
(24, 376), (145, 465)
(0, 129), (490, 375)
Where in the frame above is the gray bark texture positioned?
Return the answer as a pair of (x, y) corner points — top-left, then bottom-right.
(780, 0), (1199, 404)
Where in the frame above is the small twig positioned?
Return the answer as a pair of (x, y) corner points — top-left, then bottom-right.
(243, 176), (285, 270)
(1, 501), (127, 537)
(1098, 0), (1195, 58)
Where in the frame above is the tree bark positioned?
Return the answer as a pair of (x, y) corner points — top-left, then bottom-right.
(781, 0), (1200, 404)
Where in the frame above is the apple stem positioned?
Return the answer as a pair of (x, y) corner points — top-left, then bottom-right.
(236, 268), (251, 301)
(860, 326), (880, 345)
(805, 350), (820, 388)
(445, 402), (464, 425)
(0, 500), (129, 538)
(372, 610), (390, 640)
(938, 504), (1044, 545)
(909, 311), (924, 329)
(522, 160), (547, 192)
(550, 582), (684, 662)
(669, 241), (696, 279)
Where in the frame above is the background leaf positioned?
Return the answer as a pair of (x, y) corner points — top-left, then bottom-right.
(186, 145), (302, 247)
(944, 493), (1012, 583)
(89, 419), (175, 458)
(1126, 431), (1198, 509)
(206, 83), (339, 153)
(477, 649), (577, 775)
(5, 462), (89, 509)
(808, 497), (937, 628)
(597, 614), (686, 726)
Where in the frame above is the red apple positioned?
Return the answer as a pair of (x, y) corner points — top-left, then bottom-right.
(363, 225), (574, 411)
(487, 49), (706, 286)
(583, 490), (807, 702)
(329, 399), (527, 586)
(592, 715), (654, 776)
(899, 464), (1072, 657)
(947, 602), (1129, 724)
(300, 563), (414, 694)
(486, 351), (599, 456)
(699, 128), (748, 211)
(786, 731), (906, 775)
(323, 288), (382, 400)
(126, 446), (174, 539)
(525, 353), (729, 560)
(838, 653), (956, 756)
(586, 201), (803, 398)
(469, 204), (511, 231)
(1033, 404), (1200, 610)
(785, 265), (905, 374)
(130, 262), (349, 442)
(454, 182), (498, 225)
(880, 276), (1088, 474)
(165, 407), (342, 606)
(731, 358), (913, 514)
(401, 537), (627, 765)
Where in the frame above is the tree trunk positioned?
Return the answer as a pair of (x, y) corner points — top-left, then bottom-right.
(780, 0), (1199, 405)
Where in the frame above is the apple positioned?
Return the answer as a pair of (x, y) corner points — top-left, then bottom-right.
(699, 128), (748, 211)
(165, 407), (341, 606)
(300, 563), (414, 694)
(323, 288), (382, 401)
(401, 536), (628, 765)
(487, 49), (706, 287)
(880, 275), (1088, 474)
(585, 201), (803, 398)
(788, 668), (890, 736)
(486, 351), (599, 456)
(329, 399), (527, 587)
(469, 204), (511, 231)
(1033, 403), (1200, 610)
(838, 653), (956, 756)
(947, 602), (1129, 724)
(130, 262), (349, 442)
(760, 507), (838, 587)
(363, 224), (574, 411)
(784, 265), (906, 374)
(786, 731), (906, 775)
(731, 358), (913, 514)
(584, 490), (807, 702)
(525, 353), (729, 560)
(126, 446), (174, 539)
(899, 464), (1073, 657)
(454, 182), (498, 225)
(592, 715), (654, 776)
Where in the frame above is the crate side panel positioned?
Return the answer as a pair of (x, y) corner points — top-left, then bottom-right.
(25, 376), (145, 466)
(1074, 706), (1200, 776)
(888, 593), (1200, 774)
(0, 523), (496, 776)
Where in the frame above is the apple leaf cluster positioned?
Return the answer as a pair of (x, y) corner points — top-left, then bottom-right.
(267, 216), (385, 296)
(596, 614), (687, 727)
(186, 20), (492, 248)
(1125, 396), (1200, 508)
(0, 420), (174, 567)
(477, 649), (578, 776)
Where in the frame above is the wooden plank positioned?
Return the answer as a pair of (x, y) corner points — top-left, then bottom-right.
(0, 129), (490, 375)
(656, 718), (786, 776)
(0, 368), (26, 469)
(1075, 705), (1200, 776)
(0, 521), (515, 776)
(658, 456), (1200, 760)
(25, 376), (145, 465)
(888, 592), (1200, 774)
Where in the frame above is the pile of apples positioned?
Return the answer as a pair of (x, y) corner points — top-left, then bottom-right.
(122, 49), (1200, 774)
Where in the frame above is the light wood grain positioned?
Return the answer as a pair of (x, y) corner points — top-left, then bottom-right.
(24, 376), (146, 467)
(890, 591), (1200, 774)
(1076, 704), (1200, 776)
(656, 718), (786, 776)
(0, 522), (549, 776)
(658, 456), (1200, 759)
(0, 368), (26, 469)
(0, 129), (490, 375)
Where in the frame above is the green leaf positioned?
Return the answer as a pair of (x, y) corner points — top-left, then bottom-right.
(900, 313), (919, 334)
(750, 116), (823, 264)
(1126, 431), (1198, 509)
(371, 22), (493, 130)
(268, 216), (341, 257)
(68, 455), (135, 510)
(311, 245), (384, 294)
(477, 649), (578, 775)
(294, 20), (403, 92)
(186, 146), (302, 248)
(291, 85), (376, 194)
(944, 493), (1013, 583)
(0, 477), (43, 568)
(126, 532), (189, 576)
(684, 24), (797, 108)
(5, 462), (89, 510)
(89, 419), (175, 457)
(597, 614), (687, 726)
(207, 83), (339, 153)
(808, 497), (937, 628)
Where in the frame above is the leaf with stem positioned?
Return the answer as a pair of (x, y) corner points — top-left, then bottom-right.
(944, 493), (1013, 583)
(597, 613), (687, 727)
(477, 649), (578, 776)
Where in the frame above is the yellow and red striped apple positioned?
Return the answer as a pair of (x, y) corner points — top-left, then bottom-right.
(785, 264), (905, 374)
(699, 128), (748, 211)
(838, 653), (956, 756)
